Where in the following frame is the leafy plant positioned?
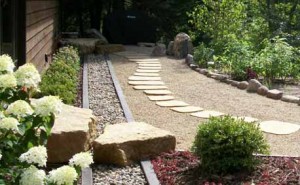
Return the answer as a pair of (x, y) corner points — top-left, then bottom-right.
(192, 116), (269, 175)
(193, 43), (214, 68)
(40, 46), (81, 105)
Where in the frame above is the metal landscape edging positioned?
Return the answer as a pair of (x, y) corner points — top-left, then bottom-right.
(107, 57), (160, 185)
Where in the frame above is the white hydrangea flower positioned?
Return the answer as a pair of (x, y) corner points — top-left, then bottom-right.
(0, 117), (19, 131)
(6, 100), (34, 117)
(20, 165), (46, 185)
(32, 96), (62, 116)
(19, 146), (47, 167)
(0, 74), (17, 89)
(0, 54), (15, 73)
(0, 153), (2, 160)
(48, 165), (78, 185)
(0, 111), (4, 119)
(14, 63), (41, 88)
(69, 152), (94, 169)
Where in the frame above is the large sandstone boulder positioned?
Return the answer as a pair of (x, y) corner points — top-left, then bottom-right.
(93, 122), (176, 166)
(281, 95), (300, 104)
(173, 33), (193, 58)
(266, 89), (283, 100)
(47, 105), (98, 163)
(247, 79), (262, 93)
(238, 81), (249, 90)
(257, 86), (269, 96)
(60, 38), (100, 54)
(85, 29), (108, 44)
(95, 44), (125, 54)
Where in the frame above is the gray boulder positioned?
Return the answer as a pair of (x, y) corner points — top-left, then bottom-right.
(247, 79), (262, 93)
(166, 41), (174, 56)
(185, 54), (194, 64)
(85, 29), (108, 44)
(151, 44), (166, 56)
(173, 33), (193, 58)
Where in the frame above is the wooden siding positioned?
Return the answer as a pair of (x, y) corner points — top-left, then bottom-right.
(26, 0), (59, 72)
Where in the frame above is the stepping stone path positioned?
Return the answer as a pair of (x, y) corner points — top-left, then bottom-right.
(191, 110), (225, 119)
(144, 90), (172, 95)
(134, 73), (160, 77)
(126, 56), (300, 136)
(133, 85), (168, 90)
(128, 76), (161, 81)
(171, 106), (203, 113)
(148, 96), (175, 101)
(156, 100), (189, 107)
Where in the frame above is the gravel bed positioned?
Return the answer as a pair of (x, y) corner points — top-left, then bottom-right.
(87, 54), (147, 185)
(112, 46), (300, 157)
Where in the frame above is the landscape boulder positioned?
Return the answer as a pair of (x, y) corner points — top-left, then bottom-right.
(93, 122), (176, 166)
(238, 81), (249, 90)
(95, 44), (125, 54)
(151, 44), (166, 56)
(166, 41), (174, 56)
(247, 79), (262, 93)
(173, 33), (193, 58)
(257, 86), (269, 96)
(60, 38), (99, 54)
(185, 54), (194, 65)
(85, 28), (108, 44)
(47, 105), (98, 163)
(266, 89), (283, 100)
(281, 95), (300, 104)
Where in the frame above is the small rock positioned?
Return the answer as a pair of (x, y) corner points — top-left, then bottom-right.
(195, 68), (201, 72)
(199, 69), (208, 75)
(189, 63), (197, 69)
(225, 79), (234, 84)
(231, 80), (240, 87)
(266, 89), (283, 100)
(281, 95), (300, 104)
(247, 79), (262, 93)
(257, 86), (269, 96)
(237, 81), (249, 90)
(166, 41), (174, 56)
(185, 54), (194, 64)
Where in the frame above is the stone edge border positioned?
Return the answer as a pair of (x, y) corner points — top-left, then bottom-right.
(81, 55), (93, 185)
(185, 58), (300, 105)
(107, 58), (160, 185)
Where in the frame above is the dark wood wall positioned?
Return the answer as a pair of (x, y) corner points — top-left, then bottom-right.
(26, 0), (59, 72)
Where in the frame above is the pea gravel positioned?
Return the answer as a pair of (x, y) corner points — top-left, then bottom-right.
(87, 54), (146, 185)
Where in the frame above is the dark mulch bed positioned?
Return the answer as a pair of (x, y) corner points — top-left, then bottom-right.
(151, 151), (300, 185)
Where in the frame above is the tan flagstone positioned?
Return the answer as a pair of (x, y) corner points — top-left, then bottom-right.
(128, 81), (165, 85)
(138, 66), (161, 70)
(144, 90), (172, 95)
(133, 86), (168, 90)
(191, 111), (225, 119)
(134, 73), (160, 77)
(148, 96), (175, 101)
(128, 76), (161, 81)
(139, 64), (161, 67)
(259, 120), (300, 135)
(130, 59), (159, 62)
(156, 100), (189, 107)
(171, 106), (204, 113)
(137, 61), (161, 64)
(136, 69), (160, 73)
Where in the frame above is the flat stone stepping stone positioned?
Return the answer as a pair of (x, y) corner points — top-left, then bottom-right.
(137, 62), (161, 64)
(191, 111), (225, 119)
(156, 100), (189, 107)
(130, 59), (159, 62)
(233, 116), (259, 123)
(136, 69), (160, 73)
(148, 96), (174, 101)
(144, 90), (172, 95)
(128, 76), (161, 81)
(138, 66), (161, 70)
(139, 64), (161, 67)
(134, 73), (160, 77)
(171, 106), (204, 113)
(259, 120), (300, 135)
(133, 86), (168, 90)
(128, 81), (164, 85)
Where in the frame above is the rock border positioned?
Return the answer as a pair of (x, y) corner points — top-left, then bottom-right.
(107, 60), (160, 185)
(185, 56), (300, 105)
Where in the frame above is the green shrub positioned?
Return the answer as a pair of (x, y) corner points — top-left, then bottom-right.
(192, 116), (269, 175)
(39, 47), (80, 105)
(193, 43), (214, 67)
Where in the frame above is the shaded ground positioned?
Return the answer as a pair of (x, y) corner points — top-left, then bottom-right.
(111, 46), (300, 156)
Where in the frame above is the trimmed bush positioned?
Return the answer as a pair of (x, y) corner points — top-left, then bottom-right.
(192, 116), (269, 174)
(39, 46), (80, 105)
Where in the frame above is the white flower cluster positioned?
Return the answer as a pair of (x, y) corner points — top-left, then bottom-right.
(0, 54), (15, 73)
(19, 146), (47, 167)
(6, 100), (34, 117)
(0, 117), (19, 131)
(14, 63), (41, 88)
(0, 111), (5, 119)
(0, 153), (2, 160)
(20, 165), (46, 185)
(32, 96), (62, 116)
(48, 165), (78, 185)
(69, 152), (94, 169)
(0, 74), (17, 89)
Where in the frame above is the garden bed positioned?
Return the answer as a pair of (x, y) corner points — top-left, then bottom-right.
(152, 151), (300, 185)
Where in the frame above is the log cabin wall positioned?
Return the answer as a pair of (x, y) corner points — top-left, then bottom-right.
(26, 0), (59, 72)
